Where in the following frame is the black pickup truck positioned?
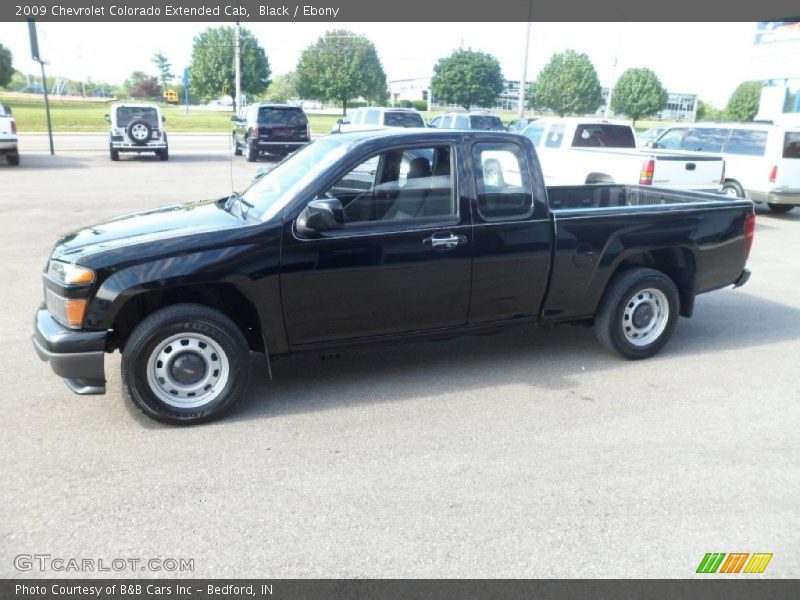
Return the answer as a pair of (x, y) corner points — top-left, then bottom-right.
(33, 130), (755, 424)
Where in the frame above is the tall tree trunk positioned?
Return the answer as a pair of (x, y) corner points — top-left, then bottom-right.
(342, 97), (347, 116)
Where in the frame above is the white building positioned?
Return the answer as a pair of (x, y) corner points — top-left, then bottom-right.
(749, 21), (800, 121)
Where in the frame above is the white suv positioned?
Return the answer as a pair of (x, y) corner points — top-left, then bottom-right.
(331, 107), (425, 133)
(105, 103), (168, 161)
(0, 103), (19, 166)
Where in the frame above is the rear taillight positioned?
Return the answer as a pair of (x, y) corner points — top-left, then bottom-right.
(306, 124), (311, 139)
(10, 121), (17, 134)
(744, 212), (756, 261)
(153, 130), (160, 138)
(639, 159), (655, 185)
(768, 165), (777, 183)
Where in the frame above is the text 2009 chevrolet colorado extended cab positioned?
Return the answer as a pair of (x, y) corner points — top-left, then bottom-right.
(33, 130), (755, 424)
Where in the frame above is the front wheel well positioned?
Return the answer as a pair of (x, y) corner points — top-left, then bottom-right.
(609, 248), (696, 317)
(109, 284), (264, 353)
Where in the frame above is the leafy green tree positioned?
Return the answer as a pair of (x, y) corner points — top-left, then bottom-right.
(724, 81), (762, 121)
(189, 26), (271, 103)
(295, 30), (387, 114)
(264, 72), (297, 103)
(430, 49), (504, 111)
(529, 49), (603, 117)
(696, 99), (723, 122)
(610, 68), (668, 126)
(0, 43), (13, 88)
(151, 51), (174, 89)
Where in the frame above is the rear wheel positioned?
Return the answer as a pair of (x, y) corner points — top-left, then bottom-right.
(6, 152), (19, 166)
(722, 180), (745, 198)
(595, 268), (679, 360)
(157, 146), (169, 161)
(232, 134), (242, 156)
(121, 304), (252, 424)
(245, 141), (258, 162)
(768, 203), (794, 214)
(110, 146), (119, 161)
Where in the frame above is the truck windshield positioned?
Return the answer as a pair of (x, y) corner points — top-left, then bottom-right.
(240, 138), (350, 221)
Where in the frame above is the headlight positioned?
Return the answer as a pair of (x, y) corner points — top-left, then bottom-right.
(47, 260), (95, 285)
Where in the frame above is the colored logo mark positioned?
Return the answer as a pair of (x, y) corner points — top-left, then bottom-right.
(696, 552), (773, 574)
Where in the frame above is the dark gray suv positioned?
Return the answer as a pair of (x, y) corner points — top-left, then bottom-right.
(232, 104), (310, 161)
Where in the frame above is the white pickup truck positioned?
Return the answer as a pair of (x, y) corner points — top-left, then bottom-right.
(0, 103), (19, 166)
(521, 118), (724, 192)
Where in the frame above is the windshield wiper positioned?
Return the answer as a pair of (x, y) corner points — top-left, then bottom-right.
(225, 192), (255, 219)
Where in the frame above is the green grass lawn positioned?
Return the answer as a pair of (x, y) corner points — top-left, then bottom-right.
(2, 94), (669, 135)
(1, 95), (344, 135)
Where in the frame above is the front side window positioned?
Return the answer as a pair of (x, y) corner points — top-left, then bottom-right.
(654, 128), (686, 150)
(321, 145), (456, 226)
(523, 122), (546, 147)
(472, 142), (533, 220)
(454, 115), (469, 129)
(363, 109), (380, 125)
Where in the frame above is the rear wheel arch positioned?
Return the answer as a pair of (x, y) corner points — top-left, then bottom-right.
(603, 247), (696, 317)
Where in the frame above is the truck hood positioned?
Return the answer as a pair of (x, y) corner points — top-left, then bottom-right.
(51, 198), (245, 262)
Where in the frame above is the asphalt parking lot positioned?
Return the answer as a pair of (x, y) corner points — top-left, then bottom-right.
(1, 134), (798, 578)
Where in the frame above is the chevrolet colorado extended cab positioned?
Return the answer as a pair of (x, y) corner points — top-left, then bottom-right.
(33, 130), (755, 424)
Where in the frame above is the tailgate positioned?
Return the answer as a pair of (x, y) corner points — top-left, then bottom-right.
(0, 117), (13, 137)
(650, 153), (723, 191)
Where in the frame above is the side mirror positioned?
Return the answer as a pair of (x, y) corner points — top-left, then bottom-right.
(336, 118), (343, 124)
(161, 115), (166, 123)
(644, 141), (654, 148)
(296, 198), (344, 236)
(104, 114), (111, 123)
(230, 115), (239, 123)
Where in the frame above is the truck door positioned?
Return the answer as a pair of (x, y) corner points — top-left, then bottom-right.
(467, 140), (553, 323)
(280, 142), (473, 346)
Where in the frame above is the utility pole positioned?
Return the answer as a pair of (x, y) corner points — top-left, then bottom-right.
(234, 21), (242, 114)
(518, 17), (532, 118)
(27, 20), (53, 155)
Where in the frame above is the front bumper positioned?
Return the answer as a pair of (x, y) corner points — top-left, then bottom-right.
(32, 306), (107, 395)
(733, 269), (751, 288)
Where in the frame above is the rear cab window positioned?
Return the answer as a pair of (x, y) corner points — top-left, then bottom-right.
(116, 107), (159, 128)
(544, 124), (566, 149)
(384, 111), (424, 128)
(257, 107), (307, 125)
(470, 115), (505, 131)
(571, 124), (636, 148)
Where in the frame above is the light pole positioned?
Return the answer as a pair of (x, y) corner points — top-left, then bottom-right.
(234, 21), (241, 113)
(518, 10), (532, 118)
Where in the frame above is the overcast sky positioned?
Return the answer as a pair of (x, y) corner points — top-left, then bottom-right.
(0, 21), (792, 106)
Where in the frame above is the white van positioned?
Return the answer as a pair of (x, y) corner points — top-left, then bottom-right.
(651, 121), (800, 214)
(331, 107), (425, 134)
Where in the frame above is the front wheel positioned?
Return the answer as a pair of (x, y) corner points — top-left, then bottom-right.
(7, 152), (19, 166)
(594, 268), (679, 360)
(245, 141), (258, 162)
(767, 203), (794, 214)
(121, 304), (252, 424)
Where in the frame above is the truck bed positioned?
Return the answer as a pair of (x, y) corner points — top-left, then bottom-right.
(546, 184), (733, 211)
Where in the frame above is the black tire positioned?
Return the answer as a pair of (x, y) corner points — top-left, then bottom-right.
(232, 134), (242, 156)
(158, 146), (169, 161)
(767, 203), (794, 214)
(722, 180), (745, 198)
(110, 146), (119, 161)
(7, 152), (19, 166)
(126, 118), (153, 145)
(245, 141), (258, 162)
(594, 268), (679, 360)
(121, 304), (252, 425)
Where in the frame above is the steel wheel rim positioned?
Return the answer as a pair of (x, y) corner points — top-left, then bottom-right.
(146, 332), (230, 409)
(622, 287), (669, 347)
(131, 124), (148, 140)
(723, 186), (738, 197)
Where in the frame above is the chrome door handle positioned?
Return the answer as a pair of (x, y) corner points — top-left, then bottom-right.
(424, 233), (466, 249)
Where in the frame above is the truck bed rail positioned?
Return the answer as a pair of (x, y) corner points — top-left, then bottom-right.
(547, 184), (732, 210)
